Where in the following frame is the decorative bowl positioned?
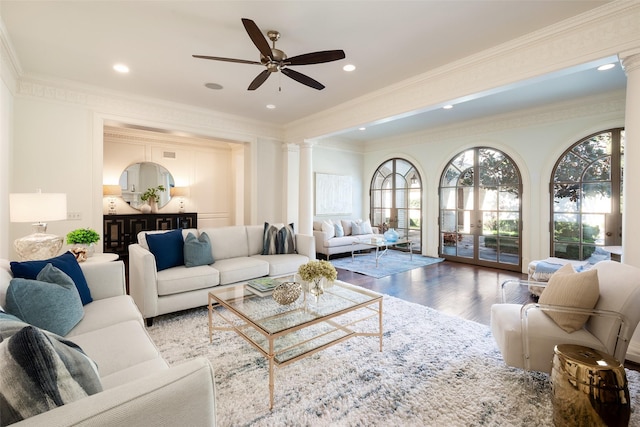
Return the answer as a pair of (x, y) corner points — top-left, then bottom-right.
(272, 281), (302, 305)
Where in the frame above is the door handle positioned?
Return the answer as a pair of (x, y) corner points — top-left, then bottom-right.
(606, 232), (612, 236)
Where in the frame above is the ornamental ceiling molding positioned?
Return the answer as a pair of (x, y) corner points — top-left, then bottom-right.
(364, 90), (626, 153)
(103, 125), (234, 151)
(285, 1), (640, 143)
(16, 75), (283, 143)
(0, 18), (19, 93)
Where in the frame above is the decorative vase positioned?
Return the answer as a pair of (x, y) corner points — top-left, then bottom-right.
(140, 202), (152, 213)
(149, 198), (158, 213)
(273, 281), (302, 305)
(384, 228), (399, 242)
(73, 243), (95, 257)
(308, 277), (324, 303)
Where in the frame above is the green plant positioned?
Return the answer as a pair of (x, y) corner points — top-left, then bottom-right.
(140, 185), (166, 202)
(66, 228), (100, 245)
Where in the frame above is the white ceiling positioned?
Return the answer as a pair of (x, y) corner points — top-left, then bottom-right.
(0, 1), (626, 142)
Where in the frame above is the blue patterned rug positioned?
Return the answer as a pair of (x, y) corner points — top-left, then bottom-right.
(330, 249), (444, 278)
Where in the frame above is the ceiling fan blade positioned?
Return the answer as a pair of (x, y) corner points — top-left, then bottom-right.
(241, 18), (273, 61)
(285, 50), (346, 66)
(281, 68), (325, 90)
(248, 70), (271, 91)
(192, 55), (262, 66)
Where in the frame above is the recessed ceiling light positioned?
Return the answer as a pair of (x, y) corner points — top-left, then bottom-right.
(266, 104), (276, 109)
(113, 63), (129, 73)
(359, 127), (366, 131)
(597, 63), (616, 71)
(204, 82), (223, 90)
(443, 104), (453, 110)
(343, 64), (356, 72)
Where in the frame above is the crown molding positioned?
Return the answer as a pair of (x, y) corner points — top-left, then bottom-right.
(363, 90), (626, 153)
(0, 17), (19, 93)
(16, 74), (284, 143)
(285, 1), (640, 143)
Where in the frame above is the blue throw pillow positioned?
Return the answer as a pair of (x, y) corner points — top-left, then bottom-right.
(351, 221), (364, 235)
(334, 223), (344, 237)
(6, 264), (84, 336)
(184, 232), (214, 267)
(10, 251), (92, 305)
(146, 229), (185, 271)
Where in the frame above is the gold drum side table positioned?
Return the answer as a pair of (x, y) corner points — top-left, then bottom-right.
(551, 344), (630, 427)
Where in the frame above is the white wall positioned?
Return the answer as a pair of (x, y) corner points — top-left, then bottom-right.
(0, 71), (11, 259)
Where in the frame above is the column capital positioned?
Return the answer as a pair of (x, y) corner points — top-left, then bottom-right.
(282, 142), (299, 153)
(620, 50), (640, 75)
(301, 139), (317, 149)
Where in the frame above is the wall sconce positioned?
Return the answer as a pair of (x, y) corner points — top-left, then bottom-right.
(103, 185), (122, 215)
(10, 190), (67, 260)
(170, 187), (190, 213)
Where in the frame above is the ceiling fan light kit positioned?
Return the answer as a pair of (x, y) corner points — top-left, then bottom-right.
(193, 18), (345, 91)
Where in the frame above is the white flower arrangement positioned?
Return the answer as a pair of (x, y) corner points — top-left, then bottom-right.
(297, 260), (337, 283)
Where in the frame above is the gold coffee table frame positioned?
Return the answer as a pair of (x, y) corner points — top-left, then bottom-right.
(208, 280), (383, 409)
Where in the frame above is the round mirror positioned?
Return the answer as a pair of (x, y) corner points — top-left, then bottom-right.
(119, 162), (175, 210)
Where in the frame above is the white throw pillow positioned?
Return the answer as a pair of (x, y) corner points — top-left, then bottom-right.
(538, 263), (600, 333)
(321, 220), (335, 238)
(362, 219), (373, 234)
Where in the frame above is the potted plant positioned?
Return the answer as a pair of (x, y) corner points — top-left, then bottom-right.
(140, 185), (166, 213)
(66, 227), (101, 257)
(297, 260), (337, 302)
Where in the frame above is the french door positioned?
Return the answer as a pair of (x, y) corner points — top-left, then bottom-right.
(370, 158), (422, 252)
(439, 147), (522, 271)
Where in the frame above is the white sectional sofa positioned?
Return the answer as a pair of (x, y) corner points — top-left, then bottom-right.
(312, 219), (380, 259)
(0, 258), (216, 426)
(129, 225), (315, 325)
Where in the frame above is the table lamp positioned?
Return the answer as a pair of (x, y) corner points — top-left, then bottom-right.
(10, 190), (67, 260)
(170, 186), (189, 213)
(103, 184), (122, 215)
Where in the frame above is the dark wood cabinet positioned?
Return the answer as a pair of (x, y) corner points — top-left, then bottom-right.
(103, 213), (198, 261)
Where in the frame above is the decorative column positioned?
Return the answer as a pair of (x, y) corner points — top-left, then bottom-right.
(621, 51), (640, 267)
(298, 140), (315, 235)
(282, 143), (300, 226)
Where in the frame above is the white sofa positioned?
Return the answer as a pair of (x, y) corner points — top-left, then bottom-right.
(312, 219), (380, 259)
(129, 225), (315, 325)
(0, 259), (216, 426)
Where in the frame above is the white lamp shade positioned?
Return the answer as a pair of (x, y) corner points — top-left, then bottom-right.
(10, 193), (67, 223)
(103, 185), (122, 196)
(170, 187), (189, 197)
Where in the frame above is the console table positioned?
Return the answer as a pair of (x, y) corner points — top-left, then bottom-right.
(103, 212), (197, 270)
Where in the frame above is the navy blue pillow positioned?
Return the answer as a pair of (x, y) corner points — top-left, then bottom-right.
(10, 251), (93, 305)
(146, 229), (185, 271)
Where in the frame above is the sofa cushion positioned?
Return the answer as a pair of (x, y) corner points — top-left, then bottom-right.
(0, 318), (102, 425)
(341, 220), (353, 236)
(334, 222), (344, 237)
(69, 320), (165, 379)
(66, 295), (144, 337)
(252, 254), (310, 277)
(10, 251), (93, 305)
(202, 226), (250, 260)
(538, 264), (600, 333)
(213, 257), (269, 285)
(6, 264), (84, 336)
(184, 232), (214, 267)
(277, 223), (296, 254)
(137, 228), (197, 251)
(146, 229), (185, 271)
(156, 265), (219, 296)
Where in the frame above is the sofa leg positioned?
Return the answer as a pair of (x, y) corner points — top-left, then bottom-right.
(146, 317), (154, 327)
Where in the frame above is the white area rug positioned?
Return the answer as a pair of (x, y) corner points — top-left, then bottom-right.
(147, 296), (640, 426)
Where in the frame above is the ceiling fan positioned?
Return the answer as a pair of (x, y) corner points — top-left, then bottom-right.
(193, 18), (346, 91)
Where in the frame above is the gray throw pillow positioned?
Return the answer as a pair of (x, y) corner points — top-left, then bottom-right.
(5, 263), (84, 336)
(183, 232), (214, 267)
(0, 318), (102, 425)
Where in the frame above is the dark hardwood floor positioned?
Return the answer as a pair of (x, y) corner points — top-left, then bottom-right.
(336, 258), (530, 326)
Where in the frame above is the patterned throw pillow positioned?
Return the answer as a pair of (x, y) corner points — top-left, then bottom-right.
(262, 222), (279, 255)
(262, 222), (296, 255)
(6, 264), (84, 336)
(183, 232), (215, 267)
(0, 317), (102, 425)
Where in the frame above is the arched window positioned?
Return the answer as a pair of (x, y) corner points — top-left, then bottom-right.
(370, 158), (422, 252)
(551, 128), (624, 260)
(439, 147), (522, 271)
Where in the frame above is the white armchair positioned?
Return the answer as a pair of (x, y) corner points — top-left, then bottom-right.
(491, 261), (640, 373)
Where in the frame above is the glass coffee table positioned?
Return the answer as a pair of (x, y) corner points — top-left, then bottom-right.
(352, 238), (413, 267)
(208, 279), (383, 409)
